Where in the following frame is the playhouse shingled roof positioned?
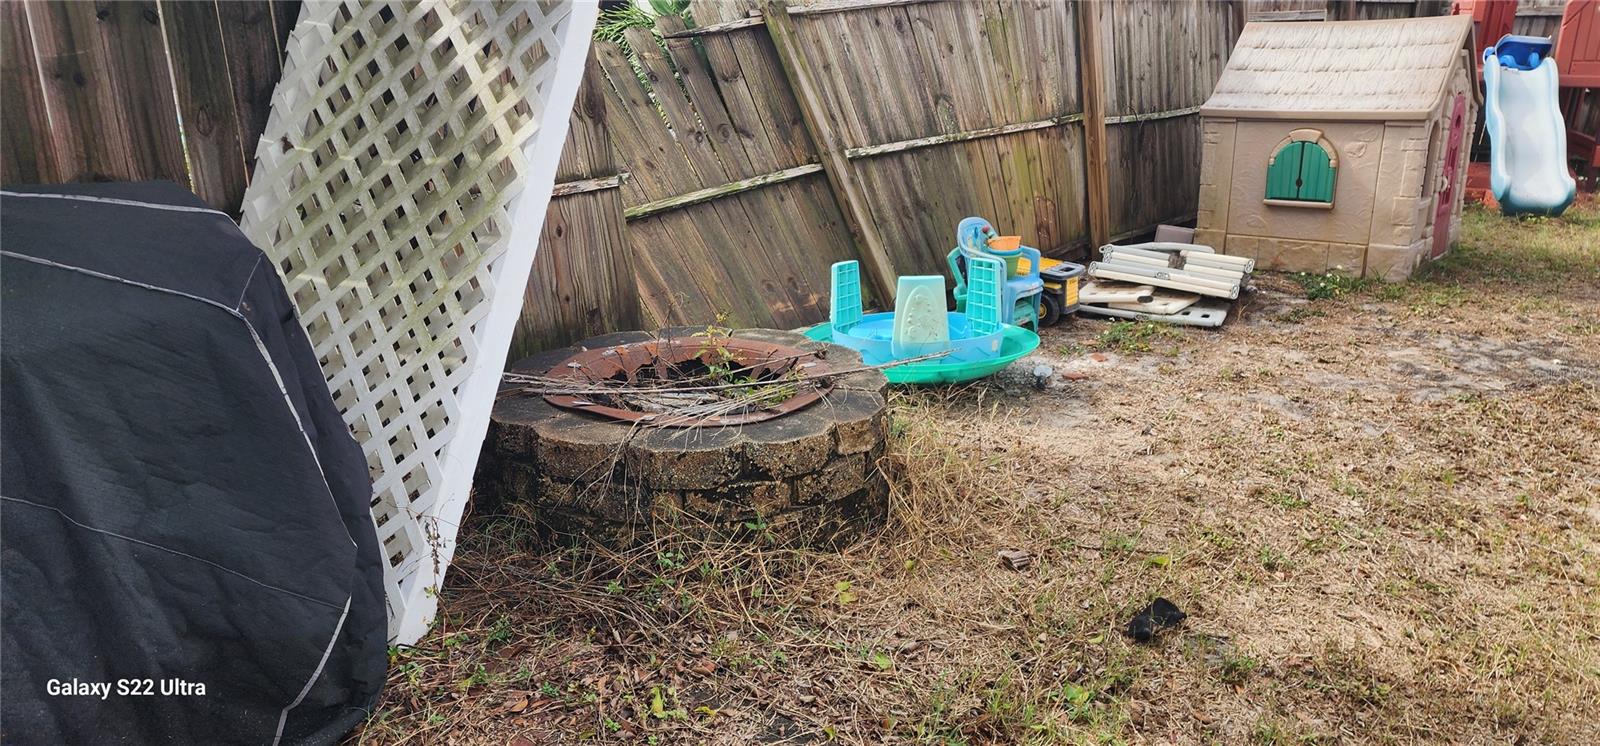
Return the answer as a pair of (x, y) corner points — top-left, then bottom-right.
(1201, 16), (1476, 121)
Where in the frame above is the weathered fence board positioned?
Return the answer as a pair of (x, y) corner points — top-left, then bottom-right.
(1248, 0), (1454, 22)
(23, 1), (188, 186)
(634, 21), (820, 319)
(215, 0), (295, 183)
(588, 14), (864, 330)
(1247, 0), (1562, 41)
(509, 54), (641, 358)
(691, 0), (766, 26)
(1096, 0), (1240, 236)
(785, 0), (1095, 276)
(1513, 1), (1566, 46)
(1247, 0), (1328, 22)
(162, 1), (248, 210)
(1, 2), (58, 185)
(596, 39), (785, 326)
(1078, 0), (1112, 248)
(766, 1), (900, 304)
(1, 0), (299, 212)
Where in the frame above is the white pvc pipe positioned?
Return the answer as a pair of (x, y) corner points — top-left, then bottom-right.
(1102, 245), (1176, 263)
(1179, 263), (1246, 282)
(1182, 251), (1254, 272)
(1183, 250), (1251, 267)
(1109, 241), (1210, 254)
(1182, 258), (1253, 274)
(1100, 250), (1171, 269)
(1092, 260), (1239, 292)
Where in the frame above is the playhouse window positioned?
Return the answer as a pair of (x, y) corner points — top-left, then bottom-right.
(1265, 141), (1336, 204)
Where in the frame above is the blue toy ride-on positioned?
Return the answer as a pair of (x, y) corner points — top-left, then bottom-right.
(946, 216), (1047, 329)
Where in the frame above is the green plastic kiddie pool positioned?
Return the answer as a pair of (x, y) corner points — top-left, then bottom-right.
(804, 323), (1039, 385)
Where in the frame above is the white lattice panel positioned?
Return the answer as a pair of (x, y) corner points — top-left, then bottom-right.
(240, 0), (596, 644)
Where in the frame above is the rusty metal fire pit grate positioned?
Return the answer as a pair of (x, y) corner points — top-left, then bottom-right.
(540, 336), (835, 427)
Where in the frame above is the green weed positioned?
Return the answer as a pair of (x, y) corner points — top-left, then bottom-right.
(1095, 321), (1183, 354)
(1259, 489), (1309, 509)
(1218, 652), (1260, 685)
(1291, 272), (1373, 300)
(1258, 546), (1290, 572)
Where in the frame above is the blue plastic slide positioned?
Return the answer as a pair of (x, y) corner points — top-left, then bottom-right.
(1483, 35), (1576, 216)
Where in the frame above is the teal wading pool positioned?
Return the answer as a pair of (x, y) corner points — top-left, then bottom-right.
(804, 322), (1038, 385)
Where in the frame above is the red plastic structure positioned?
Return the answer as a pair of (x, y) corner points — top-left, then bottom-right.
(1453, 0), (1520, 78)
(1557, 0), (1600, 174)
(1556, 0), (1600, 87)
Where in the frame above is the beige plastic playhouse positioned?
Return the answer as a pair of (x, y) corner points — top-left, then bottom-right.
(1195, 16), (1478, 280)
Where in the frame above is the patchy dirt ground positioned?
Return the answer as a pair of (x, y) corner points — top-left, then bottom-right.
(354, 203), (1599, 745)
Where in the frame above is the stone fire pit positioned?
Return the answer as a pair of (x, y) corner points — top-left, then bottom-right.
(483, 328), (890, 547)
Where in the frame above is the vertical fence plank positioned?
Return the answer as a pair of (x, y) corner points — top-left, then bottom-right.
(1078, 0), (1111, 249)
(622, 26), (733, 187)
(216, 0), (293, 185)
(658, 18), (755, 179)
(511, 55), (640, 356)
(268, 0), (299, 52)
(623, 25), (812, 323)
(26, 0), (187, 186)
(656, 17), (843, 322)
(725, 27), (817, 171)
(161, 0), (248, 212)
(1, 2), (58, 184)
(893, 1), (980, 263)
(697, 33), (786, 175)
(2, 0), (297, 196)
(694, 23), (866, 318)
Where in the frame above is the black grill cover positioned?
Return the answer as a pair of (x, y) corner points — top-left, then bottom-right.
(1, 183), (386, 744)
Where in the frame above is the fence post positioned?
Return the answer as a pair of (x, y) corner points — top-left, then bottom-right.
(1077, 1), (1111, 250)
(763, 0), (898, 305)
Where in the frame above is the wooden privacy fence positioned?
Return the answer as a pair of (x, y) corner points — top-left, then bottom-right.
(516, 0), (1248, 356)
(2, 0), (1249, 356)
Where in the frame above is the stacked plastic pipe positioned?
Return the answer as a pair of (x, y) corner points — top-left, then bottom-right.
(1086, 243), (1253, 300)
(1075, 242), (1255, 327)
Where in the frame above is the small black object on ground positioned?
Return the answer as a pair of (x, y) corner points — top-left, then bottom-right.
(1125, 597), (1187, 643)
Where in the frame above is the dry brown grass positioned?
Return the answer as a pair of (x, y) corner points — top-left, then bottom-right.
(353, 202), (1600, 745)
